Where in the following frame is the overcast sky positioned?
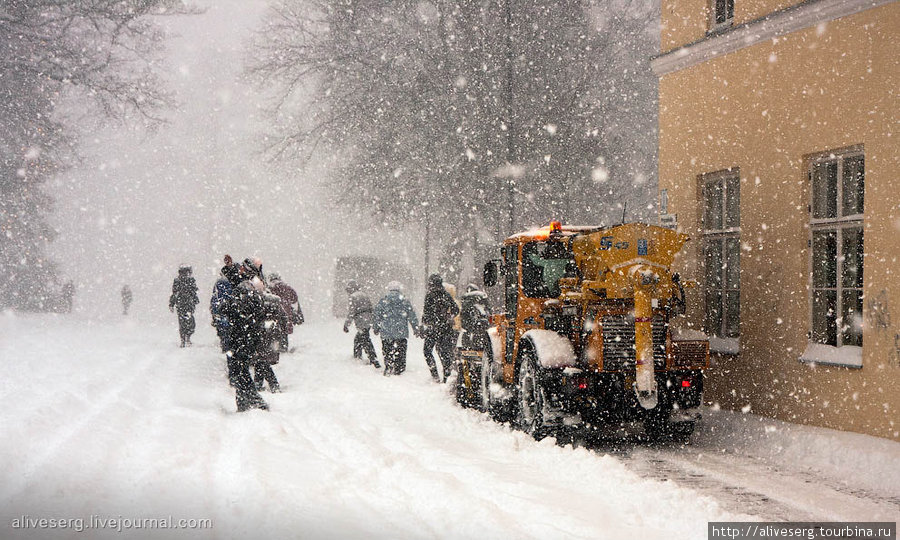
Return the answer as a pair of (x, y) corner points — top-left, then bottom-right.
(49, 0), (424, 322)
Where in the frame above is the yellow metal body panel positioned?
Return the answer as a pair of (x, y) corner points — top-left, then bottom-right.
(495, 223), (703, 385)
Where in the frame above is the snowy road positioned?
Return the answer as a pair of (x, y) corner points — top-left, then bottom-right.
(1, 314), (897, 539)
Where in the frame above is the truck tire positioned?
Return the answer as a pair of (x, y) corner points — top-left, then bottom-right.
(670, 420), (695, 442)
(644, 407), (694, 442)
(516, 349), (548, 440)
(480, 344), (498, 417)
(643, 405), (669, 442)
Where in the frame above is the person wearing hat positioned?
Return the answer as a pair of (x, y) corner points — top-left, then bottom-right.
(373, 281), (419, 376)
(268, 271), (302, 353)
(210, 257), (239, 353)
(421, 273), (459, 383)
(460, 283), (492, 350)
(219, 257), (270, 411)
(169, 265), (199, 347)
(343, 280), (380, 369)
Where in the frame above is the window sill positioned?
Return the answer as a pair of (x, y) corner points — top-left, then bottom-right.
(799, 343), (862, 369)
(709, 336), (740, 355)
(706, 21), (733, 36)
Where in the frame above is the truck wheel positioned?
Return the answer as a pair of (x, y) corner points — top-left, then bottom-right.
(670, 420), (695, 443)
(516, 350), (547, 440)
(643, 412), (668, 442)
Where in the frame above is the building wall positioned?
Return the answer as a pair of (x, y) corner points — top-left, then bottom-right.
(663, 0), (821, 52)
(657, 2), (900, 439)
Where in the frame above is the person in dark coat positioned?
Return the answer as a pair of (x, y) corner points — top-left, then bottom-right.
(268, 272), (302, 352)
(253, 286), (286, 393)
(460, 283), (491, 350)
(343, 280), (380, 369)
(421, 273), (459, 382)
(169, 265), (199, 347)
(61, 281), (75, 313)
(373, 281), (419, 376)
(220, 259), (269, 412)
(210, 263), (238, 353)
(121, 285), (133, 316)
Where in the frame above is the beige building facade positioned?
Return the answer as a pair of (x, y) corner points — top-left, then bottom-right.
(651, 0), (899, 439)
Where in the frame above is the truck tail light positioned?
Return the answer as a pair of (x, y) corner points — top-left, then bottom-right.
(571, 376), (589, 390)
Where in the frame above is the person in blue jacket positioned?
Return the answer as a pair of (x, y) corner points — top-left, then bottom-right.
(373, 281), (420, 376)
(210, 260), (239, 353)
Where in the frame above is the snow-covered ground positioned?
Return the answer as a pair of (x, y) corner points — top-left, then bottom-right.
(1, 313), (898, 539)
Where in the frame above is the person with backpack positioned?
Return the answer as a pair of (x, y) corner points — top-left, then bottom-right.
(459, 283), (491, 350)
(220, 258), (270, 412)
(343, 280), (380, 369)
(211, 260), (239, 353)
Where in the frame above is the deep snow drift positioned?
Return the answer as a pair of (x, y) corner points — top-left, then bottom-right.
(1, 313), (897, 539)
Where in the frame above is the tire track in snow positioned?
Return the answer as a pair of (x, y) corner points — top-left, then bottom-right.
(0, 340), (164, 508)
(606, 441), (899, 521)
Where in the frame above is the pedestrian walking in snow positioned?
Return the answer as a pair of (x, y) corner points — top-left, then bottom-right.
(169, 265), (199, 347)
(253, 283), (288, 393)
(61, 281), (75, 313)
(121, 284), (133, 316)
(421, 273), (459, 383)
(221, 258), (269, 412)
(211, 261), (239, 353)
(459, 283), (491, 350)
(373, 281), (419, 376)
(268, 272), (302, 353)
(343, 280), (380, 369)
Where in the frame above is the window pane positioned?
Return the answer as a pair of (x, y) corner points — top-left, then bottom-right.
(812, 161), (837, 219)
(841, 226), (864, 289)
(841, 155), (864, 217)
(725, 237), (741, 289)
(812, 230), (837, 288)
(521, 243), (550, 298)
(812, 289), (837, 346)
(706, 290), (722, 337)
(715, 0), (727, 23)
(841, 289), (863, 347)
(705, 241), (723, 290)
(725, 174), (740, 228)
(704, 181), (723, 230)
(725, 290), (740, 338)
(726, 0), (734, 19)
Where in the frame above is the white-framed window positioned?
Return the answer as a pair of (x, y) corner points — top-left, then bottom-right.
(709, 0), (735, 32)
(702, 169), (740, 345)
(809, 147), (864, 351)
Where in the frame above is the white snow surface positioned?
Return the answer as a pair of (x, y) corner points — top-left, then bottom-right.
(799, 342), (863, 368)
(1, 313), (897, 538)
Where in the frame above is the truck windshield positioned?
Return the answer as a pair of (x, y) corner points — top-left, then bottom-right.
(522, 241), (574, 298)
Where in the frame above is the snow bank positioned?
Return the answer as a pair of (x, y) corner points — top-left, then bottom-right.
(695, 407), (900, 497)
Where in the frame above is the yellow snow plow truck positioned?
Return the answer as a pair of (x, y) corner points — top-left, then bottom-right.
(456, 221), (709, 440)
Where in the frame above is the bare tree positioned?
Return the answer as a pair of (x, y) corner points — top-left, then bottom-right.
(250, 0), (658, 273)
(0, 0), (194, 310)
